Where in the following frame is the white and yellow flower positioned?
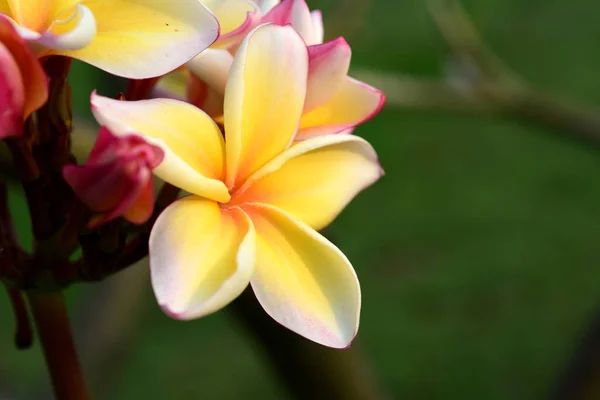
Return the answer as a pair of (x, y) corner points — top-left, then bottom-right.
(0, 0), (220, 78)
(90, 24), (382, 348)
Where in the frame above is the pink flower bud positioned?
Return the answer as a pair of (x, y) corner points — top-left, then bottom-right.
(63, 127), (164, 228)
(0, 17), (48, 139)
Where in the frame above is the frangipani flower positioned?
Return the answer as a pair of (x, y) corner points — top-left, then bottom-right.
(90, 24), (382, 348)
(0, 17), (47, 138)
(158, 0), (384, 138)
(63, 127), (164, 228)
(0, 0), (219, 78)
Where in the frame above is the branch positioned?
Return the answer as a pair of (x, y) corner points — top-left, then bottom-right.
(230, 288), (390, 400)
(27, 290), (88, 400)
(349, 0), (600, 149)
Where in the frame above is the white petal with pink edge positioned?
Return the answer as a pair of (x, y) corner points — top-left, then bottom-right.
(150, 196), (255, 320)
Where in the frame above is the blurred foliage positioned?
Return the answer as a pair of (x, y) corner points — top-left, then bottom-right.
(3, 0), (600, 399)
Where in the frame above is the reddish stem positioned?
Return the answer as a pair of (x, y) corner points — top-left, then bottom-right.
(125, 77), (160, 101)
(5, 286), (33, 349)
(27, 290), (88, 400)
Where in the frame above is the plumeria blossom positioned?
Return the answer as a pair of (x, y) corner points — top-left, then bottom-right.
(0, 17), (47, 138)
(90, 24), (382, 348)
(0, 0), (219, 78)
(157, 0), (384, 138)
(63, 127), (164, 228)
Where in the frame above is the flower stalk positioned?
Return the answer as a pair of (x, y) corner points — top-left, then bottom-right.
(6, 286), (33, 349)
(27, 290), (88, 400)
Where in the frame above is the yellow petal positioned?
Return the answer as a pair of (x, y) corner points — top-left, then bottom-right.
(244, 203), (360, 348)
(224, 23), (308, 189)
(49, 0), (219, 78)
(91, 93), (230, 202)
(0, 2), (12, 15)
(233, 134), (382, 230)
(297, 77), (385, 140)
(150, 196), (255, 320)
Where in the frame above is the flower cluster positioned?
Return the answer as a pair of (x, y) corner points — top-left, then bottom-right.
(1, 0), (384, 348)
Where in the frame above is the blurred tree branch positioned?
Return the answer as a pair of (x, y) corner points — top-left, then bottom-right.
(552, 306), (600, 400)
(352, 0), (600, 148)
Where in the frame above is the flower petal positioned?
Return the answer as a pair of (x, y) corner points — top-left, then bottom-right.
(233, 134), (382, 230)
(255, 0), (279, 14)
(63, 128), (162, 228)
(0, 16), (47, 121)
(5, 0), (80, 30)
(150, 196), (255, 320)
(224, 23), (308, 189)
(122, 178), (155, 224)
(262, 0), (317, 45)
(49, 0), (219, 78)
(297, 77), (385, 140)
(310, 10), (323, 44)
(244, 203), (360, 348)
(91, 93), (230, 202)
(304, 37), (351, 113)
(0, 41), (24, 138)
(185, 48), (233, 97)
(204, 0), (260, 49)
(64, 161), (151, 228)
(38, 4), (97, 51)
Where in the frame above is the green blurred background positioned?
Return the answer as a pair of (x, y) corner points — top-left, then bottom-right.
(3, 0), (600, 398)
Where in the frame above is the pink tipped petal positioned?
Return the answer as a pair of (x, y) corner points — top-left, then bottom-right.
(310, 10), (323, 44)
(50, 0), (220, 78)
(304, 37), (351, 113)
(0, 17), (47, 123)
(85, 167), (152, 229)
(0, 41), (24, 138)
(204, 0), (260, 49)
(185, 48), (233, 97)
(150, 196), (255, 320)
(261, 0), (314, 45)
(234, 134), (382, 230)
(297, 77), (385, 140)
(224, 23), (308, 189)
(244, 204), (360, 348)
(91, 93), (230, 203)
(262, 0), (317, 44)
(63, 128), (163, 228)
